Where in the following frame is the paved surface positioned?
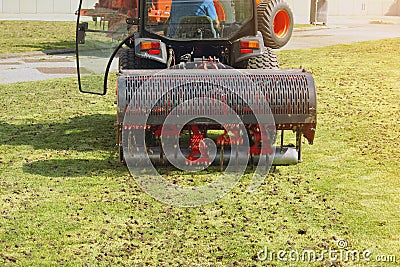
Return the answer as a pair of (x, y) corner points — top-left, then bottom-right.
(1, 15), (400, 84)
(283, 15), (400, 50)
(0, 51), (76, 84)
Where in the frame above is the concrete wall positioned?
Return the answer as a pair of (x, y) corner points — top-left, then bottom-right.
(0, 0), (399, 20)
(328, 0), (399, 16)
(0, 0), (81, 14)
(286, 0), (311, 24)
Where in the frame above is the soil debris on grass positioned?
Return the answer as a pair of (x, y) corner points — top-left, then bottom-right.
(0, 38), (399, 266)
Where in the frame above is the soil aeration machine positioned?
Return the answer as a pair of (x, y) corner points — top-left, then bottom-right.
(76, 0), (317, 169)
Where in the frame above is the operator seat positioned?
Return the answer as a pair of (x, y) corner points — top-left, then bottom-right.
(174, 16), (217, 39)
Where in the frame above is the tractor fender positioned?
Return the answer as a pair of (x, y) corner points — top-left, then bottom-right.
(231, 32), (265, 65)
(134, 38), (168, 64)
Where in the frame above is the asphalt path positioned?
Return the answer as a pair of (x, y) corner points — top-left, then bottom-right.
(283, 16), (400, 50)
(1, 16), (399, 84)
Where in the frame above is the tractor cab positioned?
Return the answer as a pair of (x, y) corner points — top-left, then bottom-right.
(76, 0), (260, 95)
(143, 0), (254, 40)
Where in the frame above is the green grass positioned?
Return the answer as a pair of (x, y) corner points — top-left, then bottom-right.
(293, 24), (318, 29)
(1, 36), (400, 265)
(0, 20), (326, 55)
(0, 21), (76, 54)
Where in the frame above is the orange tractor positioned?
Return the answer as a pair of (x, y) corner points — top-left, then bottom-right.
(76, 0), (316, 171)
(78, 0), (293, 48)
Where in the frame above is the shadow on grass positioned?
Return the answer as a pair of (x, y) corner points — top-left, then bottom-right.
(1, 114), (115, 152)
(1, 114), (129, 177)
(3, 113), (277, 177)
(14, 41), (76, 52)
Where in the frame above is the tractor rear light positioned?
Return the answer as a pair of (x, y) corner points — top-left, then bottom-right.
(140, 41), (161, 51)
(240, 40), (260, 49)
(148, 49), (161, 55)
(240, 49), (253, 54)
(239, 40), (260, 54)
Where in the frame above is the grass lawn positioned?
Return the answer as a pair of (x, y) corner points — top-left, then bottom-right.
(293, 23), (319, 29)
(0, 23), (399, 265)
(0, 21), (76, 54)
(0, 20), (316, 55)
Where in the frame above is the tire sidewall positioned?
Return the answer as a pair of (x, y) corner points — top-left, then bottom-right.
(258, 0), (294, 49)
(269, 2), (293, 48)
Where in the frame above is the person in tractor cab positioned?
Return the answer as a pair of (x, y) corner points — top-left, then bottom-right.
(168, 0), (220, 38)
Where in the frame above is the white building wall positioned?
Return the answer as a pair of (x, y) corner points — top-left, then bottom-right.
(328, 0), (399, 16)
(0, 0), (399, 19)
(82, 0), (99, 9)
(3, 0), (19, 13)
(370, 0), (400, 15)
(286, 0), (311, 24)
(1, 0), (81, 14)
(20, 0), (37, 13)
(37, 0), (54, 13)
(54, 0), (73, 13)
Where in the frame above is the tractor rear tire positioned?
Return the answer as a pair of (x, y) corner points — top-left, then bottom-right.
(257, 0), (293, 49)
(119, 48), (137, 70)
(119, 48), (166, 70)
(235, 47), (279, 70)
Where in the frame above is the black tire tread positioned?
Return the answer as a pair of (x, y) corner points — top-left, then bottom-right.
(235, 47), (279, 70)
(119, 48), (137, 70)
(119, 48), (166, 70)
(257, 0), (293, 49)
